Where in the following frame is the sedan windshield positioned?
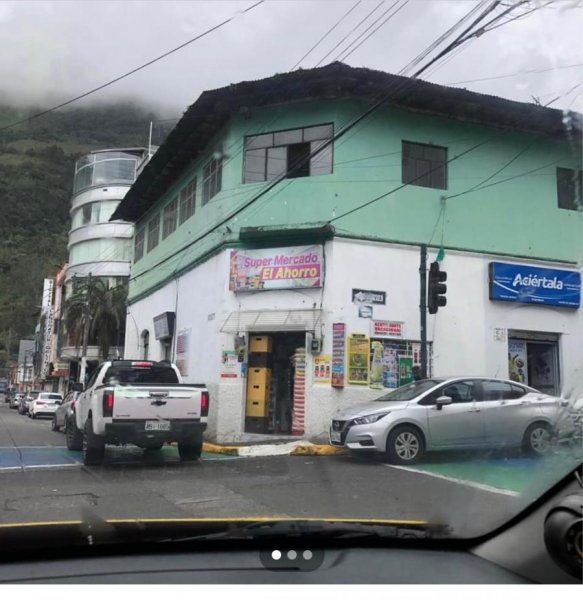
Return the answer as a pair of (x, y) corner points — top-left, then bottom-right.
(374, 379), (444, 402)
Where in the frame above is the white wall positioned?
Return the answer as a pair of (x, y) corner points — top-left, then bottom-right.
(126, 237), (583, 442)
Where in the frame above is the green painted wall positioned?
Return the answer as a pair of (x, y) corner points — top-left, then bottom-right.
(128, 98), (582, 302)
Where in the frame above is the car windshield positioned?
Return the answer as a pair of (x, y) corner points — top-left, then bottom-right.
(374, 379), (443, 401)
(0, 0), (581, 561)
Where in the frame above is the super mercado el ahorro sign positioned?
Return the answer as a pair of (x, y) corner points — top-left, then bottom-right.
(229, 245), (323, 291)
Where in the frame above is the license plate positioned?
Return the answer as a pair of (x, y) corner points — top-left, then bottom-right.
(145, 421), (171, 431)
(330, 430), (342, 443)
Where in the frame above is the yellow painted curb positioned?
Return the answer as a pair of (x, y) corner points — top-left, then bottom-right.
(290, 444), (348, 456)
(203, 442), (241, 455)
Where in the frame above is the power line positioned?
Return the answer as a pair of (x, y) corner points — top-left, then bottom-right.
(332, 0), (400, 62)
(0, 1), (265, 133)
(336, 0), (409, 63)
(314, 1), (386, 67)
(444, 62), (583, 85)
(290, 1), (363, 70)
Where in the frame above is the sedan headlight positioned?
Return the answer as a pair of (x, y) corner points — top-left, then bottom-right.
(352, 412), (390, 425)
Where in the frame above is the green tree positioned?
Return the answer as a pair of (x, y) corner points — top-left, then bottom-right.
(63, 278), (128, 360)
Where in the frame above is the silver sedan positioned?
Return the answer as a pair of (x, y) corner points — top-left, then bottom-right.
(329, 377), (563, 464)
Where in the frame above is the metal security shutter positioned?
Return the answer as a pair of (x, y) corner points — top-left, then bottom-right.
(221, 309), (323, 333)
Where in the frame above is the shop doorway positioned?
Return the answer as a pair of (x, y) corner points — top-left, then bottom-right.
(245, 332), (306, 435)
(508, 332), (560, 395)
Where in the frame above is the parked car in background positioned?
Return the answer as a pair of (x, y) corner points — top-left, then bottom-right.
(52, 391), (79, 432)
(29, 392), (64, 419)
(9, 392), (24, 409)
(18, 391), (40, 415)
(329, 377), (563, 464)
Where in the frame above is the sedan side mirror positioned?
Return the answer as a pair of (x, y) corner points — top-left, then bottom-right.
(71, 383), (84, 392)
(436, 396), (453, 410)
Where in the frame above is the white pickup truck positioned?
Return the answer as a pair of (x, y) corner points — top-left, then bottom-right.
(66, 360), (209, 466)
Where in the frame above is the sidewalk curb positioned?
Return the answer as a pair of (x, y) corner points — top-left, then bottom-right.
(202, 441), (347, 457)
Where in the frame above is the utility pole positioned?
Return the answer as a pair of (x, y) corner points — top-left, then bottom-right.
(420, 244), (428, 380)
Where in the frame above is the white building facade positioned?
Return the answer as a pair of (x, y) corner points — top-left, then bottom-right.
(125, 237), (582, 443)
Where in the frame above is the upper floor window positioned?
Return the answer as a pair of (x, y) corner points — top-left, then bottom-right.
(557, 167), (582, 211)
(203, 156), (222, 205)
(147, 213), (160, 252)
(162, 198), (177, 239)
(243, 123), (334, 184)
(402, 141), (447, 190)
(179, 178), (197, 224)
(134, 227), (145, 262)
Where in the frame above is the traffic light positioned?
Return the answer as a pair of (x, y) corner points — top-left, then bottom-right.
(428, 261), (447, 314)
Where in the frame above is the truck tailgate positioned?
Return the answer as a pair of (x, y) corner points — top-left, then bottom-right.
(110, 386), (202, 420)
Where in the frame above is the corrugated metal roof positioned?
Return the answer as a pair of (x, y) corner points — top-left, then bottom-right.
(112, 62), (582, 224)
(220, 309), (322, 333)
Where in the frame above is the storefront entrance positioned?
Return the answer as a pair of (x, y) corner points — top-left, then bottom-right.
(508, 331), (561, 396)
(244, 332), (306, 435)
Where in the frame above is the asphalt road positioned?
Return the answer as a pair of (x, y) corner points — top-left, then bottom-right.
(0, 400), (560, 538)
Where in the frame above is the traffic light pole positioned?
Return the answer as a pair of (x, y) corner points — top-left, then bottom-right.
(419, 244), (428, 380)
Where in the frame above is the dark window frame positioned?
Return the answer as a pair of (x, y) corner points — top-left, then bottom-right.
(419, 379), (478, 405)
(243, 123), (334, 184)
(162, 197), (178, 239)
(202, 155), (223, 205)
(179, 178), (197, 224)
(402, 140), (448, 190)
(147, 213), (160, 252)
(134, 227), (145, 262)
(556, 167), (583, 211)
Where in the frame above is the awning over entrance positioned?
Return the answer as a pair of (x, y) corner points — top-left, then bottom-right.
(220, 309), (323, 333)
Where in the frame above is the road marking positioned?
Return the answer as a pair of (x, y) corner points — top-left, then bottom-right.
(386, 464), (520, 497)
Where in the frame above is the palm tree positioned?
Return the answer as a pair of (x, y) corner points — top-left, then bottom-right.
(63, 278), (128, 360)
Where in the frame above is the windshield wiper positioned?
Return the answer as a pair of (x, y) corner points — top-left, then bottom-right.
(161, 519), (451, 543)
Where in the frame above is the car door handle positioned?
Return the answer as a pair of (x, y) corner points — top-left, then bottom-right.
(520, 400), (532, 406)
(469, 408), (481, 412)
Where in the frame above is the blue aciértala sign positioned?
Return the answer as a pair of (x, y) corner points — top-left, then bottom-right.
(489, 262), (581, 308)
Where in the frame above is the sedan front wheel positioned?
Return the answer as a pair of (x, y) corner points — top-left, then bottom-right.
(386, 425), (425, 465)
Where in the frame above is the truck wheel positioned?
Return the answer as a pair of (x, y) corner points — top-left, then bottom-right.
(178, 439), (203, 461)
(65, 417), (83, 451)
(82, 416), (105, 466)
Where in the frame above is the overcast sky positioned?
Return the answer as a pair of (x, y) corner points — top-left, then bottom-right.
(1, 0), (582, 120)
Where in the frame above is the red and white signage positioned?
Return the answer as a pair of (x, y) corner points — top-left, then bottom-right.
(371, 320), (404, 338)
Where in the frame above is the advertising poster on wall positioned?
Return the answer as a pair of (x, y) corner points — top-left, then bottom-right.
(348, 334), (370, 385)
(221, 350), (239, 379)
(382, 346), (399, 389)
(175, 329), (190, 377)
(358, 305), (373, 319)
(371, 320), (404, 338)
(331, 323), (346, 388)
(229, 245), (323, 291)
(369, 341), (384, 390)
(313, 355), (332, 384)
(508, 340), (528, 384)
(399, 356), (414, 386)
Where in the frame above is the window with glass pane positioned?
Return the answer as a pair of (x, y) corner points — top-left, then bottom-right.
(82, 203), (93, 225)
(482, 381), (526, 400)
(402, 141), (447, 189)
(243, 123), (333, 183)
(147, 214), (160, 252)
(203, 157), (222, 205)
(179, 179), (196, 224)
(440, 381), (477, 403)
(556, 167), (582, 211)
(134, 228), (145, 262)
(162, 198), (177, 239)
